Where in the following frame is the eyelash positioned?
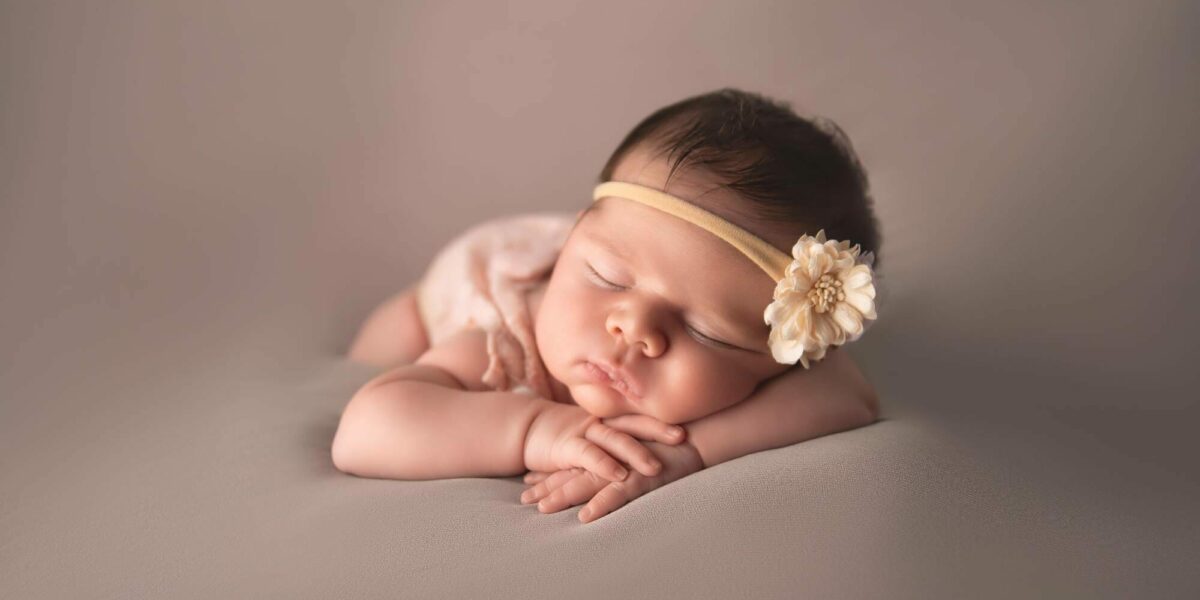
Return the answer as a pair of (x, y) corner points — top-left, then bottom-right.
(585, 263), (738, 351)
(585, 263), (626, 291)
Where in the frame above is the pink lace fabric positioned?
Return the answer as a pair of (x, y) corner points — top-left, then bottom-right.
(414, 213), (575, 400)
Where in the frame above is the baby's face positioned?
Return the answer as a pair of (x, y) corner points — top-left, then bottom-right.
(533, 149), (793, 424)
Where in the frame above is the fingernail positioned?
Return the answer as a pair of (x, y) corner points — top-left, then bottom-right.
(520, 490), (534, 504)
(647, 460), (661, 472)
(670, 427), (684, 438)
(614, 466), (628, 479)
(580, 507), (592, 521)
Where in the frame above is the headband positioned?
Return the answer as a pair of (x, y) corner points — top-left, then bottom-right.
(592, 181), (879, 368)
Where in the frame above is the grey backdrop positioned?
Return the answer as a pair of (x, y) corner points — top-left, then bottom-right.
(2, 1), (1197, 598)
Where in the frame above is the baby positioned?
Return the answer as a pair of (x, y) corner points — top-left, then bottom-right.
(333, 88), (883, 524)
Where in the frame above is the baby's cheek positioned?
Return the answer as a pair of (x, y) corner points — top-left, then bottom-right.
(535, 299), (591, 378)
(689, 365), (756, 416)
(654, 364), (725, 422)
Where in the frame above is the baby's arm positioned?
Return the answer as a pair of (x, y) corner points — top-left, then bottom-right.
(333, 327), (677, 481)
(332, 328), (547, 479)
(685, 347), (879, 469)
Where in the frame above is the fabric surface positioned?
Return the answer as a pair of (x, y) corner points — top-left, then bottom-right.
(415, 212), (574, 399)
(2, 2), (1198, 599)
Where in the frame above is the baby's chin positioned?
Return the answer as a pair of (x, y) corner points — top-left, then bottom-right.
(569, 384), (639, 417)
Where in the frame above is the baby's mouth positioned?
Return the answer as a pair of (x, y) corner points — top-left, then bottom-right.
(607, 375), (635, 398)
(582, 361), (641, 401)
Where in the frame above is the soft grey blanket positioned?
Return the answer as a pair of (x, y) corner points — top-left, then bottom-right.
(2, 1), (1197, 598)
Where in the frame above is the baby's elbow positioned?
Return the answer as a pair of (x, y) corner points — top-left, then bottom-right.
(331, 421), (361, 475)
(330, 383), (429, 478)
(330, 392), (376, 476)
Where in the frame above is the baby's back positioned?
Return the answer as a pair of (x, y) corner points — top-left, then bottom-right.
(416, 213), (575, 400)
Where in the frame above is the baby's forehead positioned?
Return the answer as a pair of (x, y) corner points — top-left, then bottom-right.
(579, 197), (751, 264)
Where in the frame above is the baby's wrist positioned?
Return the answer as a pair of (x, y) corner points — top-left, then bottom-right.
(521, 397), (581, 471)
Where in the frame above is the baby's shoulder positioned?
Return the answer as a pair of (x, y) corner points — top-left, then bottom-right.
(422, 211), (575, 293)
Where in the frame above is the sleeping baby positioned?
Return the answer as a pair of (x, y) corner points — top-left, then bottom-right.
(334, 88), (884, 524)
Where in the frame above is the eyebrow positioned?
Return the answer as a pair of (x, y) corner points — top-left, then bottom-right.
(580, 231), (762, 349)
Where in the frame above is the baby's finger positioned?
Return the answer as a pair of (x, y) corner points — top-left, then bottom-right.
(585, 422), (662, 477)
(601, 414), (687, 445)
(579, 482), (635, 524)
(523, 471), (552, 485)
(521, 468), (583, 504)
(535, 472), (608, 514)
(565, 436), (630, 482)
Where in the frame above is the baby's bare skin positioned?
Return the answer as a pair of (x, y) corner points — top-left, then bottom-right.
(346, 285), (429, 369)
(336, 146), (880, 520)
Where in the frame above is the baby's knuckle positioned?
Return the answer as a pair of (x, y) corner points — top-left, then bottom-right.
(580, 443), (608, 464)
(604, 432), (625, 446)
(607, 480), (631, 494)
(591, 425), (616, 442)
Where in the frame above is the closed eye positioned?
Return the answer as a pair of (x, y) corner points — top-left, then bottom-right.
(585, 263), (626, 290)
(685, 324), (739, 351)
(587, 263), (743, 352)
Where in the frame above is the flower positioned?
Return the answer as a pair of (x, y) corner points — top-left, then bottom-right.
(764, 229), (878, 367)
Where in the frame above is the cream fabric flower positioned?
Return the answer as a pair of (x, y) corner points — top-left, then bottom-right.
(764, 229), (878, 367)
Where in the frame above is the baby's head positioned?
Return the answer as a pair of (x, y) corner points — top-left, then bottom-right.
(534, 88), (882, 424)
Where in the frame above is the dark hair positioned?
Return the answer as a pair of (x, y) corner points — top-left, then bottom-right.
(597, 88), (882, 271)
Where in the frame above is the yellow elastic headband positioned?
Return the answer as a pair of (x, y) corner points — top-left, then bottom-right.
(591, 181), (879, 368)
(593, 181), (791, 281)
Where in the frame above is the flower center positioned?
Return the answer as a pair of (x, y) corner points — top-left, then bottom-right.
(807, 274), (845, 314)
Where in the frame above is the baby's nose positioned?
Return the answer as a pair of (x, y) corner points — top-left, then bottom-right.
(606, 318), (666, 357)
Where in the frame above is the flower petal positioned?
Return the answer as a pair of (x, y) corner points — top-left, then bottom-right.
(791, 237), (814, 259)
(783, 303), (812, 340)
(839, 265), (873, 290)
(810, 252), (833, 277)
(803, 344), (828, 368)
(832, 303), (864, 340)
(784, 266), (812, 292)
(843, 289), (877, 320)
(769, 331), (805, 364)
(812, 313), (843, 347)
(833, 255), (855, 272)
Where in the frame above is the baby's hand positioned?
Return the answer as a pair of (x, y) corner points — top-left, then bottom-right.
(522, 404), (685, 484)
(521, 423), (704, 523)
